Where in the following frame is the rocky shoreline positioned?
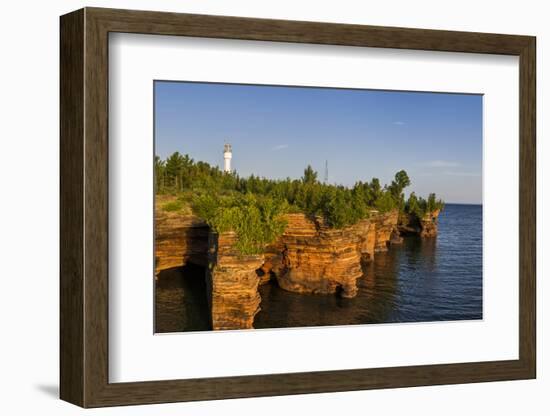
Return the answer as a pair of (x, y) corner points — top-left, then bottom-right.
(155, 203), (441, 330)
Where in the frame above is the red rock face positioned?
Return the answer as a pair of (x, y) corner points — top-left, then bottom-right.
(398, 209), (441, 238)
(154, 198), (438, 330)
(372, 210), (400, 252)
(263, 211), (400, 299)
(272, 214), (365, 298)
(359, 221), (377, 262)
(154, 207), (209, 277)
(419, 209), (440, 238)
(206, 232), (264, 330)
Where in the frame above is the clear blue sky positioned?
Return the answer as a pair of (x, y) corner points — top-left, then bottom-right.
(154, 81), (482, 204)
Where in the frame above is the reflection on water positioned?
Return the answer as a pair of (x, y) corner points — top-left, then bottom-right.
(155, 204), (482, 332)
(155, 264), (211, 333)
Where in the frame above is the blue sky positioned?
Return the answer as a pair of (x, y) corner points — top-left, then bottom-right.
(155, 81), (482, 204)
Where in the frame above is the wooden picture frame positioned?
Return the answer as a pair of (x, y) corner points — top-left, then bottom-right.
(60, 7), (536, 408)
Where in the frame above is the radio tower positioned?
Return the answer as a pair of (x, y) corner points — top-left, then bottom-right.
(324, 160), (329, 183)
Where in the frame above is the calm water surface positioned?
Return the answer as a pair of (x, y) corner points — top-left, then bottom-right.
(155, 204), (482, 332)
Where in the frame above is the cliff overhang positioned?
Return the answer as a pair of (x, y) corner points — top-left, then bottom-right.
(155, 204), (441, 330)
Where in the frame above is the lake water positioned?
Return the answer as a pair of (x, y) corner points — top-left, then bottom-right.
(155, 203), (482, 333)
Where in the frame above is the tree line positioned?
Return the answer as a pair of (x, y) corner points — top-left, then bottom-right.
(155, 152), (444, 253)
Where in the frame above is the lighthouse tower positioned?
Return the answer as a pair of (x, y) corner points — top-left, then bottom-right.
(223, 142), (232, 173)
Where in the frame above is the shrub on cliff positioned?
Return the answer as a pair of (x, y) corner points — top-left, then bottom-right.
(426, 193), (445, 212)
(161, 199), (185, 212)
(192, 193), (288, 255)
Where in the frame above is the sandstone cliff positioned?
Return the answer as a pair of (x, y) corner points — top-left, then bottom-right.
(419, 209), (440, 237)
(155, 196), (440, 330)
(206, 231), (264, 330)
(268, 214), (365, 298)
(398, 209), (441, 238)
(155, 204), (209, 277)
(261, 210), (401, 299)
(372, 210), (401, 252)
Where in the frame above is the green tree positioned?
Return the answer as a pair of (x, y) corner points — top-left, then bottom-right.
(388, 170), (411, 211)
(405, 192), (421, 217)
(301, 165), (318, 184)
(154, 155), (166, 193)
(427, 193), (444, 212)
(366, 178), (382, 205)
(164, 152), (186, 191)
(394, 170), (411, 190)
(405, 192), (444, 218)
(374, 191), (396, 213)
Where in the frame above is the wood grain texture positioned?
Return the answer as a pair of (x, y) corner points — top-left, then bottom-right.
(59, 8), (84, 406)
(518, 38), (536, 375)
(59, 7), (537, 408)
(89, 7), (532, 54)
(83, 10), (110, 406)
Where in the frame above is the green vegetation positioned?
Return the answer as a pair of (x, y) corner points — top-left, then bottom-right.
(156, 152), (444, 253)
(405, 192), (445, 218)
(161, 199), (185, 212)
(193, 193), (288, 255)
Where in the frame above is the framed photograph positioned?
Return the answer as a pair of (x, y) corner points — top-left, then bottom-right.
(60, 7), (536, 407)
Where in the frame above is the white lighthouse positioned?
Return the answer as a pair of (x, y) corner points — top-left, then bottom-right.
(223, 142), (232, 173)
